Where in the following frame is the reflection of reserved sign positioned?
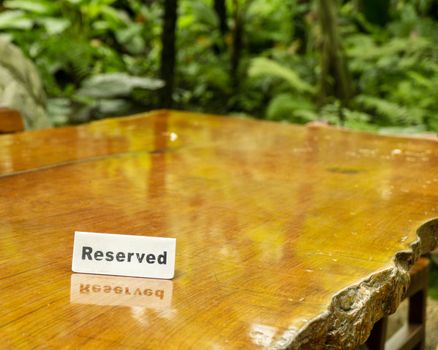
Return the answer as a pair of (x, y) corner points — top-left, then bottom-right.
(72, 231), (176, 279)
(70, 274), (173, 309)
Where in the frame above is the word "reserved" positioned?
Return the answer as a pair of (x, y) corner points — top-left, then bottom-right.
(82, 246), (168, 264)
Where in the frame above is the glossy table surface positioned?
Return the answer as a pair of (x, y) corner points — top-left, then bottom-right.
(1, 110), (437, 349)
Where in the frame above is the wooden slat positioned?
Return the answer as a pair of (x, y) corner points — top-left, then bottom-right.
(365, 257), (429, 350)
(385, 324), (424, 350)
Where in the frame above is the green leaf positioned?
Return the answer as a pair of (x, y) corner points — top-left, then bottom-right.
(4, 0), (55, 14)
(38, 18), (70, 35)
(115, 24), (145, 54)
(77, 73), (164, 98)
(343, 109), (376, 131)
(355, 95), (406, 119)
(427, 115), (438, 132)
(355, 95), (426, 125)
(266, 94), (317, 123)
(407, 71), (434, 88)
(0, 10), (33, 29)
(249, 57), (315, 95)
(47, 98), (71, 126)
(97, 99), (131, 115)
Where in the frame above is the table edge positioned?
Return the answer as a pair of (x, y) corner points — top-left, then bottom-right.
(286, 217), (438, 349)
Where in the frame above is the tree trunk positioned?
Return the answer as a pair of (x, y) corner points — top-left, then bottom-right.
(358, 0), (390, 27)
(212, 0), (229, 55)
(420, 0), (438, 20)
(214, 0), (228, 37)
(159, 0), (178, 108)
(318, 0), (352, 112)
(293, 0), (311, 54)
(231, 0), (243, 92)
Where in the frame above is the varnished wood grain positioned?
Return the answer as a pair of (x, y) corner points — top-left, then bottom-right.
(0, 110), (437, 349)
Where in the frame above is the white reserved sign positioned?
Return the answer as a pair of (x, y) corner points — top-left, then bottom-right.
(72, 231), (176, 279)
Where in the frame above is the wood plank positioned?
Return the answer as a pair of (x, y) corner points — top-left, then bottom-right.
(0, 110), (437, 349)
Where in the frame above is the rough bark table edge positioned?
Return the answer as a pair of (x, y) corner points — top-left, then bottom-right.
(286, 219), (438, 350)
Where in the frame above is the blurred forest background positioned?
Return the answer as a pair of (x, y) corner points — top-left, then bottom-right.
(1, 0), (438, 135)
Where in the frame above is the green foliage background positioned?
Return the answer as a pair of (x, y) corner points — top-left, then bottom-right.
(0, 0), (438, 136)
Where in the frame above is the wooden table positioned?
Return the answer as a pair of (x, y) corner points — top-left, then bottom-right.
(1, 110), (437, 349)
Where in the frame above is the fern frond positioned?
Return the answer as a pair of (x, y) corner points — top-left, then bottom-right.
(249, 57), (315, 95)
(355, 95), (426, 125)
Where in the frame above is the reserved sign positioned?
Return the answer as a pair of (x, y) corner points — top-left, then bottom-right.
(72, 231), (176, 279)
